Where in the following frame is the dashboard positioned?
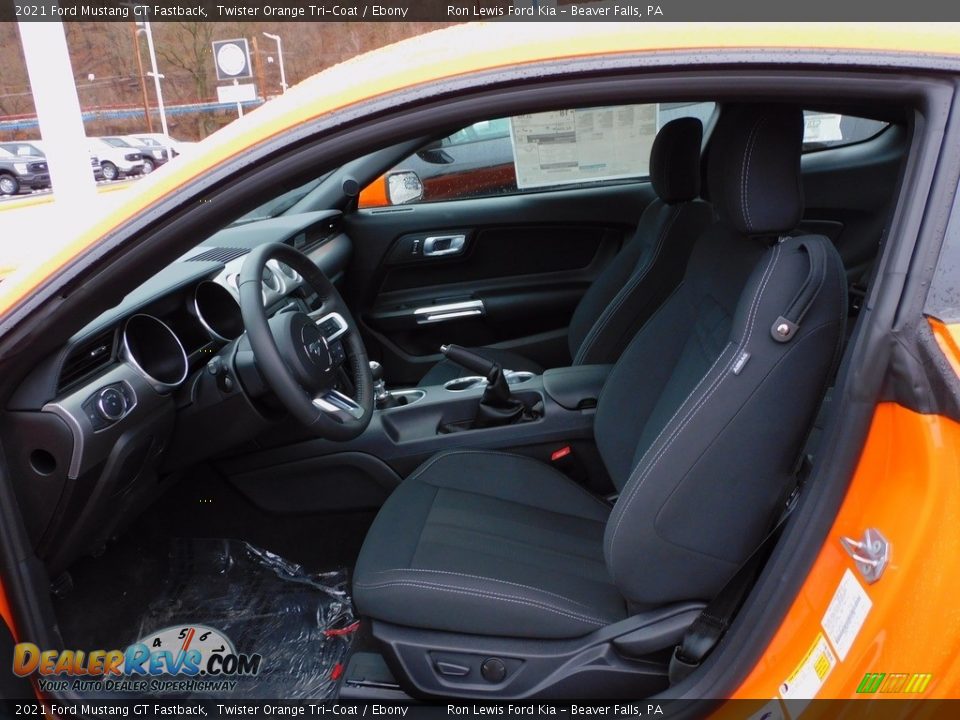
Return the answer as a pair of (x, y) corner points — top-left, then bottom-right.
(1, 209), (351, 574)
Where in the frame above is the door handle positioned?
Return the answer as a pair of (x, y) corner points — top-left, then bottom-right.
(423, 234), (466, 257)
(414, 299), (484, 324)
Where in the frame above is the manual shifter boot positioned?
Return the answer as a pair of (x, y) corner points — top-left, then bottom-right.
(475, 365), (525, 428)
(438, 344), (533, 430)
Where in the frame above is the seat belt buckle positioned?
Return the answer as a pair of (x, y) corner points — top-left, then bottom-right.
(550, 445), (588, 483)
(668, 644), (700, 685)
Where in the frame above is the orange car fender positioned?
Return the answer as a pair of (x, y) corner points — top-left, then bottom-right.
(731, 339), (960, 700)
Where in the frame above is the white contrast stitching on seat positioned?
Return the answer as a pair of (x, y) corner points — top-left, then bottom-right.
(406, 448), (611, 514)
(605, 245), (782, 572)
(574, 206), (680, 365)
(741, 115), (768, 233)
(353, 580), (608, 626)
(367, 569), (608, 614)
(593, 283), (684, 414)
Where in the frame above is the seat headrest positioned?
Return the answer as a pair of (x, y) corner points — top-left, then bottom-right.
(650, 117), (703, 204)
(707, 104), (804, 236)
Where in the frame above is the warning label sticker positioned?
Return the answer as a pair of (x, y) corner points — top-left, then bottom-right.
(779, 633), (836, 704)
(509, 105), (657, 189)
(821, 567), (872, 660)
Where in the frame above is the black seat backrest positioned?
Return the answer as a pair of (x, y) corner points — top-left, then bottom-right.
(568, 118), (712, 365)
(595, 104), (847, 607)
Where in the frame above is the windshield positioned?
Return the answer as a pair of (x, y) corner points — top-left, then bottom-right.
(227, 174), (332, 227)
(0, 147), (13, 158)
(104, 138), (132, 148)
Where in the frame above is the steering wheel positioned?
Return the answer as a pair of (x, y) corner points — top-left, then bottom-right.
(238, 243), (373, 440)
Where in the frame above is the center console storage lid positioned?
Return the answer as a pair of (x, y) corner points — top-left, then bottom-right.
(541, 364), (612, 411)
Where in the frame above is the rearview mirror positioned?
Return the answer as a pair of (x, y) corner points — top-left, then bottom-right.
(386, 171), (424, 205)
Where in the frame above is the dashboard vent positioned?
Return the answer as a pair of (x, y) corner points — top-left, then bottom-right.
(58, 329), (116, 393)
(188, 247), (248, 264)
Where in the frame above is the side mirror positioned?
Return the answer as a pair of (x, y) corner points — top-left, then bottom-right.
(386, 171), (424, 205)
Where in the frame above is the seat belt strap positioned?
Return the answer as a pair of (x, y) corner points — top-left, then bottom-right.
(668, 484), (803, 685)
(771, 237), (829, 343)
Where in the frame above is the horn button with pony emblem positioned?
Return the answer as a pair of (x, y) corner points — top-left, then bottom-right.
(268, 311), (347, 392)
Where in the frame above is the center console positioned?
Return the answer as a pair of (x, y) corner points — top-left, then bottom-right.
(221, 359), (613, 511)
(345, 358), (612, 473)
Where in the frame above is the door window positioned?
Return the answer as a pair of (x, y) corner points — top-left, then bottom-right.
(360, 102), (716, 207)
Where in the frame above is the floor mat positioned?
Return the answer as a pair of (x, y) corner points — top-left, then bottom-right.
(70, 538), (357, 700)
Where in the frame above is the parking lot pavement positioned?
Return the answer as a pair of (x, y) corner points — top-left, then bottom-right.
(0, 186), (54, 204)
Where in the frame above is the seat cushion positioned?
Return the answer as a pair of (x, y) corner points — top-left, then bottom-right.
(418, 348), (543, 387)
(353, 450), (626, 639)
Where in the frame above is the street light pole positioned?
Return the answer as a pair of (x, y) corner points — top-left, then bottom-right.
(131, 22), (153, 133)
(262, 32), (288, 93)
(139, 19), (169, 136)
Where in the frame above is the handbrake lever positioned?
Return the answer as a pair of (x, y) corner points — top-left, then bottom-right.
(440, 344), (497, 378)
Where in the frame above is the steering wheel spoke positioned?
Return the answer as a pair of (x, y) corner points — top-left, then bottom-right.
(313, 389), (366, 422)
(312, 310), (349, 342)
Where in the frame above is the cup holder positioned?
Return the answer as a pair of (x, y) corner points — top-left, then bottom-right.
(443, 376), (487, 392)
(443, 371), (536, 391)
(391, 389), (426, 406)
(505, 370), (535, 385)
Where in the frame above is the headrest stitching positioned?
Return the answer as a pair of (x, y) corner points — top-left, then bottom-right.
(739, 114), (767, 234)
(742, 115), (770, 234)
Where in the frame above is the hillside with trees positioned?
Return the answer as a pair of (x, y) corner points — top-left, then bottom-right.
(0, 21), (452, 141)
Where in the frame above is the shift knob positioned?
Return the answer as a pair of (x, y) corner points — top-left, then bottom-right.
(369, 360), (384, 383)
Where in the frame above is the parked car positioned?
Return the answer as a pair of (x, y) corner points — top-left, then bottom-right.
(2, 23), (960, 707)
(133, 132), (196, 159)
(0, 145), (50, 196)
(0, 140), (103, 181)
(104, 135), (169, 173)
(88, 137), (146, 180)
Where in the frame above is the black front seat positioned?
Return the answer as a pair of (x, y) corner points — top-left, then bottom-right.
(354, 104), (846, 671)
(418, 116), (712, 386)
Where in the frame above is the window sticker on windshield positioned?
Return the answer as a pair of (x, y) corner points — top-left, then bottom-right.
(509, 105), (656, 189)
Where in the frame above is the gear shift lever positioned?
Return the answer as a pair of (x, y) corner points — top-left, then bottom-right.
(440, 345), (526, 428)
(369, 361), (397, 410)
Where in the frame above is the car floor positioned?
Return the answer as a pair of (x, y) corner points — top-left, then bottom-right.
(52, 466), (378, 699)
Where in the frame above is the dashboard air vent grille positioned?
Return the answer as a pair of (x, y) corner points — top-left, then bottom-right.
(58, 329), (116, 393)
(188, 247), (248, 264)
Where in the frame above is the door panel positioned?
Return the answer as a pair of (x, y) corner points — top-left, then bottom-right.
(343, 182), (656, 384)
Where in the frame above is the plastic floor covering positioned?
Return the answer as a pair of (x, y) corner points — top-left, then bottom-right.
(69, 538), (358, 699)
